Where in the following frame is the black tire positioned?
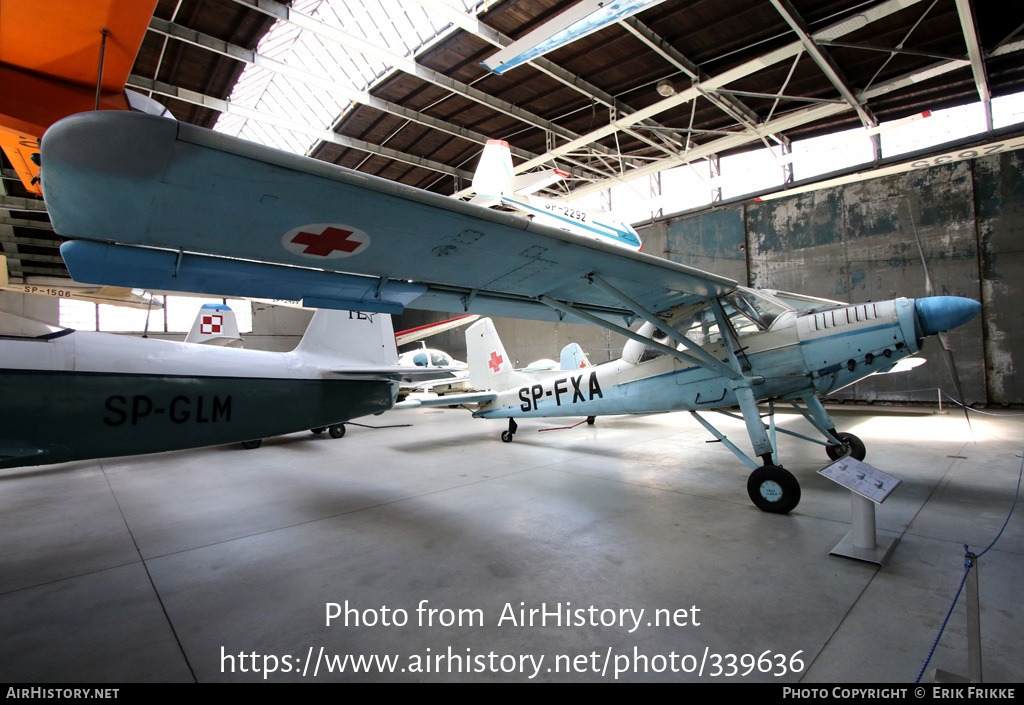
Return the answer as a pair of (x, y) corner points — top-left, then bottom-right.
(329, 424), (346, 439)
(311, 427), (326, 435)
(747, 465), (801, 514)
(241, 439), (263, 450)
(826, 432), (866, 461)
(586, 416), (596, 425)
(501, 430), (513, 443)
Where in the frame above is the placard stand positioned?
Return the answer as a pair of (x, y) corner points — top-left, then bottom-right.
(819, 457), (901, 566)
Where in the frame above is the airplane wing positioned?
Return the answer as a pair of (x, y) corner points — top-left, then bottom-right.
(395, 314), (480, 347)
(41, 111), (736, 324)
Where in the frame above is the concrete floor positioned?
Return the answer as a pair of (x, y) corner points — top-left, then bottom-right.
(1, 405), (1021, 683)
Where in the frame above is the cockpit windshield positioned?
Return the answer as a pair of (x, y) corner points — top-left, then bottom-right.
(0, 311), (72, 340)
(639, 288), (791, 362)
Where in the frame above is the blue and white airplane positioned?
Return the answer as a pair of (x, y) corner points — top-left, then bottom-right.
(37, 110), (981, 513)
(469, 139), (642, 251)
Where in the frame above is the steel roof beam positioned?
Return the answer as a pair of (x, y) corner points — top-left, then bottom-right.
(566, 36), (1024, 199)
(481, 0), (927, 184)
(128, 76), (477, 180)
(954, 0), (992, 129)
(769, 0), (876, 128)
(146, 17), (546, 166)
(0, 195), (49, 213)
(404, 0), (687, 160)
(619, 17), (764, 135)
(226, 0), (621, 162)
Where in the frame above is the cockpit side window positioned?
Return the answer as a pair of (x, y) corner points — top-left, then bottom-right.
(725, 289), (787, 330)
(636, 290), (791, 363)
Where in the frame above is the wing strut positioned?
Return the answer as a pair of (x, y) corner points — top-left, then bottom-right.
(587, 275), (741, 380)
(537, 293), (741, 379)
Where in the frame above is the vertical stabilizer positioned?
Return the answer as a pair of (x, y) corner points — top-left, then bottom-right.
(466, 317), (516, 390)
(559, 342), (591, 370)
(185, 303), (242, 347)
(294, 309), (398, 366)
(471, 139), (514, 200)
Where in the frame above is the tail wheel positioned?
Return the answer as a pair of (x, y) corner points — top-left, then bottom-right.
(826, 432), (866, 461)
(747, 465), (801, 514)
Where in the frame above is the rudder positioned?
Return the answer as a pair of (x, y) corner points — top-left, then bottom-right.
(294, 309), (398, 366)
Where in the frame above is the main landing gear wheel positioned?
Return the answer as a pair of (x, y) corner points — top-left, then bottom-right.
(501, 430), (513, 443)
(328, 424), (346, 439)
(747, 465), (801, 514)
(825, 432), (866, 461)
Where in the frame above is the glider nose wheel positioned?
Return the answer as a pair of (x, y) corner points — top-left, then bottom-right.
(825, 432), (865, 461)
(747, 465), (801, 514)
(241, 439), (263, 450)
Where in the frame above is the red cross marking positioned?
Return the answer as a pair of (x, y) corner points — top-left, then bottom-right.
(579, 360), (587, 368)
(290, 227), (360, 256)
(488, 351), (503, 373)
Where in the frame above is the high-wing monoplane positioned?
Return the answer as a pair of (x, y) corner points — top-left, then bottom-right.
(1, 255), (161, 310)
(0, 307), (404, 469)
(469, 139), (642, 251)
(38, 111), (982, 512)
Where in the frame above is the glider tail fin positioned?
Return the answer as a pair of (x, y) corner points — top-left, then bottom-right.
(185, 303), (242, 347)
(294, 309), (398, 366)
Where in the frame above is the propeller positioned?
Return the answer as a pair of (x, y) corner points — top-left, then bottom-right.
(906, 200), (975, 440)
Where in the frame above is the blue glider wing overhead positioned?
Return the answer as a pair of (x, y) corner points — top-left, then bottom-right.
(41, 112), (735, 323)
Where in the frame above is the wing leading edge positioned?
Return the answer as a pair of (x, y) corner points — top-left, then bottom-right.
(42, 111), (736, 324)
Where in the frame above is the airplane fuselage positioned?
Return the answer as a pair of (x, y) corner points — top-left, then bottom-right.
(473, 298), (920, 419)
(1, 330), (397, 468)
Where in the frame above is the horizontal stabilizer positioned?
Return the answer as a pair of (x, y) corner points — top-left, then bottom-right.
(395, 391), (498, 409)
(507, 168), (568, 197)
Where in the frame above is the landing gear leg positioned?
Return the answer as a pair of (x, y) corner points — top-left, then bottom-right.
(501, 417), (518, 443)
(799, 394), (866, 461)
(691, 388), (802, 514)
